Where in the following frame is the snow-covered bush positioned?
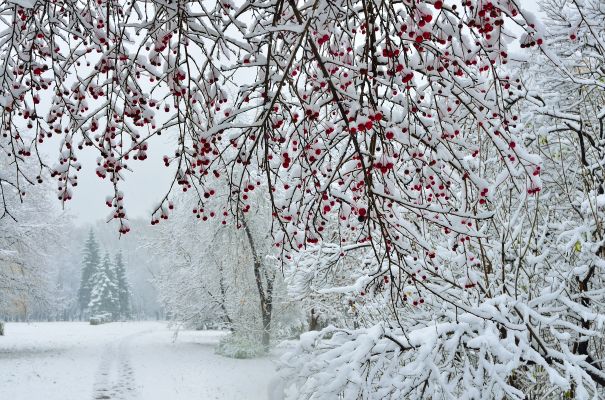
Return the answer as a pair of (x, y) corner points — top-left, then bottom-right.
(89, 313), (112, 325)
(216, 333), (266, 359)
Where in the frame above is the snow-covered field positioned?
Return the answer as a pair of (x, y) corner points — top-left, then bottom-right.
(0, 322), (277, 400)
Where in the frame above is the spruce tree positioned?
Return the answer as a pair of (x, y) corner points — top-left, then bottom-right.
(77, 230), (100, 317)
(114, 251), (131, 319)
(88, 252), (119, 319)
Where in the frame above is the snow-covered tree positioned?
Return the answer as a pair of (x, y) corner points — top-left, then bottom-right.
(82, 219), (164, 319)
(77, 230), (101, 317)
(88, 253), (119, 319)
(497, 1), (605, 396)
(0, 156), (64, 322)
(276, 3), (605, 399)
(150, 188), (299, 350)
(150, 193), (235, 329)
(113, 251), (131, 319)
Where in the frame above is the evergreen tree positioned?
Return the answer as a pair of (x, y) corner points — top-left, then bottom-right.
(77, 230), (100, 317)
(114, 251), (131, 319)
(88, 253), (119, 319)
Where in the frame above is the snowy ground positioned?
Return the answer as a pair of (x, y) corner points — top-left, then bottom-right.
(0, 322), (277, 400)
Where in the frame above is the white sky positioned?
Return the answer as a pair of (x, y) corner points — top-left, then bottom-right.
(61, 137), (175, 226)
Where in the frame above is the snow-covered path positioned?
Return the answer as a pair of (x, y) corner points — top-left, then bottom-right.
(0, 322), (277, 400)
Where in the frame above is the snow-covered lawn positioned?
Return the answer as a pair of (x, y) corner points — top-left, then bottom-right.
(0, 322), (277, 400)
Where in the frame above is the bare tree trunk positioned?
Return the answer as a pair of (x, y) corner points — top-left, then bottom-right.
(308, 308), (320, 331)
(217, 261), (233, 327)
(0, 321), (4, 336)
(241, 213), (274, 350)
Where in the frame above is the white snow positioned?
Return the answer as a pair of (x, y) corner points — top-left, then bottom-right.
(0, 322), (277, 400)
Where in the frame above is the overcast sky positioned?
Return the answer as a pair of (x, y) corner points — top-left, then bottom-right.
(58, 136), (175, 226)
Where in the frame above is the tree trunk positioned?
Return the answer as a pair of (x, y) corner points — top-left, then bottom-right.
(241, 213), (274, 351)
(217, 261), (232, 326)
(262, 314), (271, 349)
(308, 308), (320, 331)
(0, 321), (5, 336)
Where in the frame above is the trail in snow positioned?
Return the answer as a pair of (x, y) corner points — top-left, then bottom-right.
(0, 322), (276, 400)
(92, 330), (144, 400)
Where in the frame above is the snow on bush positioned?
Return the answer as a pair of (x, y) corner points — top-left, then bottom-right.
(216, 333), (266, 359)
